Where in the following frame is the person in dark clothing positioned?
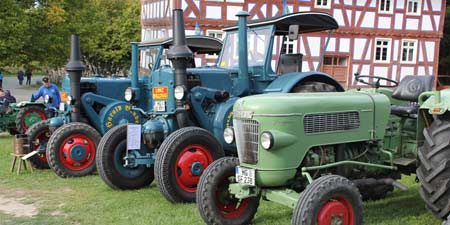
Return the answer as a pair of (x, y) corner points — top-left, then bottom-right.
(17, 70), (24, 85)
(0, 89), (16, 112)
(25, 69), (32, 85)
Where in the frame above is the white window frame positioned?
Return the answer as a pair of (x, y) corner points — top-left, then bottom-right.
(374, 38), (392, 63)
(400, 39), (418, 64)
(378, 0), (393, 14)
(406, 0), (422, 16)
(314, 0), (331, 9)
(206, 30), (224, 40)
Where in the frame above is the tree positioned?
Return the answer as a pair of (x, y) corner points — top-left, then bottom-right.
(438, 4), (449, 75)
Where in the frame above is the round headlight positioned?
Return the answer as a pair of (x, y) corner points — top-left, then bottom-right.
(125, 88), (133, 101)
(174, 86), (185, 100)
(223, 127), (234, 144)
(44, 95), (50, 103)
(67, 96), (73, 105)
(260, 132), (274, 150)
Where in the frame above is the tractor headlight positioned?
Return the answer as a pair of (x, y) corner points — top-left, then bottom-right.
(223, 127), (234, 144)
(44, 95), (50, 103)
(125, 87), (134, 101)
(260, 132), (274, 150)
(67, 96), (73, 105)
(174, 86), (184, 100)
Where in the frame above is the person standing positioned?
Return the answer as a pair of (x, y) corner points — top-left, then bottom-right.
(31, 76), (61, 108)
(0, 70), (3, 89)
(25, 69), (32, 85)
(17, 70), (24, 85)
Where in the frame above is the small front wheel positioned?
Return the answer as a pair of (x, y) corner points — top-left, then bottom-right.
(155, 127), (225, 203)
(197, 157), (260, 225)
(25, 120), (51, 169)
(292, 175), (363, 225)
(46, 122), (100, 177)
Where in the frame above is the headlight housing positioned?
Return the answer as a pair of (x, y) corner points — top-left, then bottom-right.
(174, 86), (185, 100)
(44, 95), (52, 104)
(125, 87), (134, 101)
(260, 132), (274, 150)
(223, 127), (234, 144)
(67, 96), (73, 105)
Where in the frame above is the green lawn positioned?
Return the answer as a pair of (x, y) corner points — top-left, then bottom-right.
(0, 135), (442, 225)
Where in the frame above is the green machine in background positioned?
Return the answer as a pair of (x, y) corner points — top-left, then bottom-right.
(197, 74), (450, 225)
(0, 100), (52, 135)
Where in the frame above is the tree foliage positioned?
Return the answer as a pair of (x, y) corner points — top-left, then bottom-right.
(0, 0), (140, 75)
(439, 4), (450, 75)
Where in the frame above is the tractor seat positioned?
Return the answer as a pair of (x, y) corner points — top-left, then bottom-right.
(390, 75), (434, 116)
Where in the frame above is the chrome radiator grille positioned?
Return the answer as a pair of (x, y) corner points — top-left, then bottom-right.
(304, 111), (360, 134)
(234, 119), (259, 164)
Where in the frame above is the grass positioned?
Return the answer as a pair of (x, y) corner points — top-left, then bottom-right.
(0, 134), (442, 225)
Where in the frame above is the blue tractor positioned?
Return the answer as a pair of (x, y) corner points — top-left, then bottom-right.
(96, 9), (345, 203)
(25, 35), (222, 174)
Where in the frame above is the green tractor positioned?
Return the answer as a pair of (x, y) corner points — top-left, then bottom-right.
(197, 73), (450, 224)
(0, 99), (51, 135)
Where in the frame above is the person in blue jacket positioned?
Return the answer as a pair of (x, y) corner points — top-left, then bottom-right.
(31, 76), (61, 108)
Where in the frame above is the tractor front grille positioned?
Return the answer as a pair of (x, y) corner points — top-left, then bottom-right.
(234, 118), (259, 164)
(304, 111), (360, 134)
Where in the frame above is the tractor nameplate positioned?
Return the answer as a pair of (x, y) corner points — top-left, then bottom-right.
(153, 101), (166, 112)
(152, 87), (169, 100)
(304, 111), (360, 134)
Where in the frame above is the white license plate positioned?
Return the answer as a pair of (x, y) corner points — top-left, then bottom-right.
(235, 166), (255, 186)
(153, 101), (166, 112)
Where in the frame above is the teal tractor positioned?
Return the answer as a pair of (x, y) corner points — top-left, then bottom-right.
(24, 35), (222, 174)
(96, 9), (345, 204)
(196, 73), (450, 224)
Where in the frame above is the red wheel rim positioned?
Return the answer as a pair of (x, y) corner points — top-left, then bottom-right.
(174, 144), (214, 192)
(317, 195), (355, 225)
(215, 176), (251, 219)
(21, 109), (46, 130)
(59, 134), (96, 171)
(32, 129), (50, 163)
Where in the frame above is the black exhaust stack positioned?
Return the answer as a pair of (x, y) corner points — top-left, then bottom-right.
(66, 35), (85, 122)
(167, 9), (193, 128)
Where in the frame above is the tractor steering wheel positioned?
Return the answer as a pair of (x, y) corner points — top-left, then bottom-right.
(354, 73), (398, 88)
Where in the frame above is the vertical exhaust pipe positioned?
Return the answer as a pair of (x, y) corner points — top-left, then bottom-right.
(167, 9), (193, 128)
(235, 11), (250, 96)
(130, 42), (140, 100)
(66, 35), (85, 122)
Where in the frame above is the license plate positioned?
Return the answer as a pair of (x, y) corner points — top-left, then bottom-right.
(153, 101), (166, 112)
(235, 166), (255, 186)
(153, 86), (168, 100)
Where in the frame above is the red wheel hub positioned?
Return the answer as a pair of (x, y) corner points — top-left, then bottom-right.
(215, 177), (251, 219)
(59, 134), (96, 171)
(21, 109), (46, 130)
(318, 195), (354, 225)
(32, 129), (50, 163)
(174, 144), (213, 192)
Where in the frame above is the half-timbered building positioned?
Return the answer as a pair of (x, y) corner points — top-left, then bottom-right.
(141, 0), (446, 88)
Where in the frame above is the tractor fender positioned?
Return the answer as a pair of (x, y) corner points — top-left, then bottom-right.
(263, 72), (344, 93)
(14, 101), (46, 108)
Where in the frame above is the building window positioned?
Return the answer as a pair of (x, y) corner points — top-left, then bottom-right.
(374, 38), (391, 63)
(401, 40), (418, 63)
(206, 30), (224, 40)
(315, 0), (331, 9)
(407, 0), (421, 15)
(379, 0), (393, 13)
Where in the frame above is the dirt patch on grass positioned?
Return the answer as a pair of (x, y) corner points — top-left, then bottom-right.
(0, 195), (38, 217)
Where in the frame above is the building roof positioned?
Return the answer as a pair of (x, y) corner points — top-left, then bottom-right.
(138, 36), (223, 54)
(223, 11), (338, 34)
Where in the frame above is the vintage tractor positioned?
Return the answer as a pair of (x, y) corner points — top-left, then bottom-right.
(24, 34), (223, 173)
(96, 9), (345, 204)
(196, 73), (450, 225)
(0, 98), (51, 135)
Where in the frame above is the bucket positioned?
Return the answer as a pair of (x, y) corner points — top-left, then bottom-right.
(14, 134), (29, 155)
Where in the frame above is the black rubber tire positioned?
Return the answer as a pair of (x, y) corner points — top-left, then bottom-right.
(15, 105), (47, 134)
(155, 127), (225, 203)
(96, 124), (154, 190)
(359, 183), (394, 201)
(46, 122), (101, 178)
(292, 175), (364, 225)
(197, 157), (260, 225)
(417, 119), (450, 219)
(25, 120), (50, 169)
(291, 81), (337, 93)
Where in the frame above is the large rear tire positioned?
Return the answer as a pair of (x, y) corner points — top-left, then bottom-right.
(292, 175), (363, 225)
(417, 119), (450, 219)
(155, 127), (225, 203)
(25, 120), (50, 169)
(47, 122), (100, 178)
(197, 157), (260, 225)
(96, 124), (154, 190)
(15, 105), (47, 134)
